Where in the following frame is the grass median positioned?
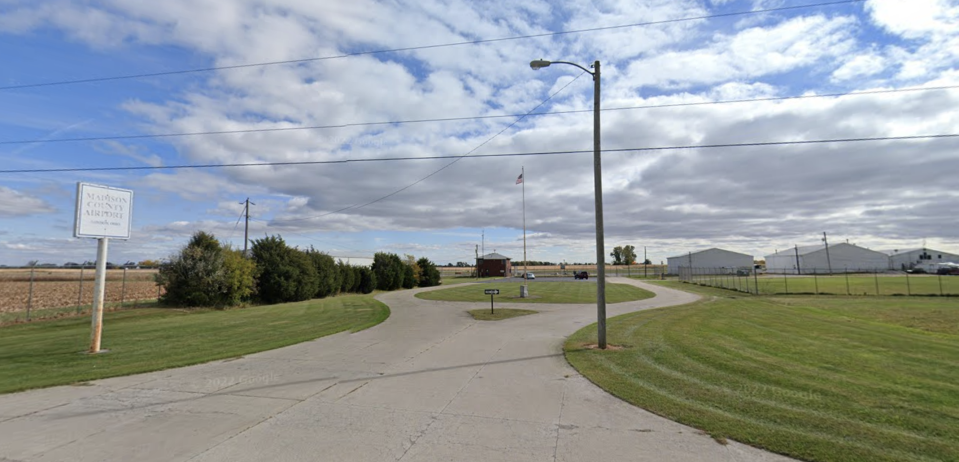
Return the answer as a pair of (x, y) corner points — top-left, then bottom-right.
(0, 293), (389, 394)
(565, 281), (959, 462)
(416, 281), (655, 304)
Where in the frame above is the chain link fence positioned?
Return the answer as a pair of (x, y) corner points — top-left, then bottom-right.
(677, 267), (959, 296)
(0, 266), (165, 324)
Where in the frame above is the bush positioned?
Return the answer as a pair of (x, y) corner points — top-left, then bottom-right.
(417, 257), (441, 287)
(402, 264), (416, 289)
(306, 248), (338, 298)
(338, 260), (355, 294)
(251, 235), (318, 304)
(372, 252), (403, 291)
(358, 267), (377, 294)
(156, 231), (255, 308)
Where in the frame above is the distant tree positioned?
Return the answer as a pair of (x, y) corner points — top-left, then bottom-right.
(610, 247), (624, 265)
(622, 245), (637, 266)
(401, 264), (416, 289)
(643, 259), (652, 265)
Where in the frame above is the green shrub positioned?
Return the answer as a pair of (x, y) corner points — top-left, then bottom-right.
(338, 260), (355, 293)
(402, 264), (416, 289)
(155, 231), (255, 308)
(358, 267), (377, 294)
(306, 248), (338, 298)
(417, 257), (441, 287)
(251, 235), (318, 304)
(372, 252), (400, 291)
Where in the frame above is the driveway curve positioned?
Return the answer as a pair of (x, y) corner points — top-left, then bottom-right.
(0, 278), (794, 462)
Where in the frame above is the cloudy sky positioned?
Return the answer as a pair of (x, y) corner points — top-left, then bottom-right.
(1, 0), (957, 267)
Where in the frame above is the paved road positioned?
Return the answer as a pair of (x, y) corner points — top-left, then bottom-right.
(0, 278), (794, 462)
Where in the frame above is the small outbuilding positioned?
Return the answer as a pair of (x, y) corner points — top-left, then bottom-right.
(886, 248), (959, 271)
(476, 252), (512, 278)
(765, 243), (888, 274)
(666, 248), (754, 275)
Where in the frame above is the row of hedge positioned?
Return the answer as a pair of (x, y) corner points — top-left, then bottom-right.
(156, 232), (441, 308)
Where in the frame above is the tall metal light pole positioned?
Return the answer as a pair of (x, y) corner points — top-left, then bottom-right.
(530, 59), (606, 349)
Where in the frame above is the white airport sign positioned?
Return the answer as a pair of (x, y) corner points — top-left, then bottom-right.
(74, 182), (134, 240)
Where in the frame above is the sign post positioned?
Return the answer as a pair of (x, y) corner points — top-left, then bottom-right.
(74, 183), (134, 354)
(484, 288), (500, 314)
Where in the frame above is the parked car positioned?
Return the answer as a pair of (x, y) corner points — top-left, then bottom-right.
(574, 271), (589, 280)
(524, 272), (536, 280)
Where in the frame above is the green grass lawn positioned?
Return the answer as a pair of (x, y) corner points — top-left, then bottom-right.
(0, 293), (389, 394)
(440, 276), (504, 285)
(687, 273), (959, 296)
(467, 308), (538, 321)
(415, 281), (655, 304)
(565, 282), (959, 462)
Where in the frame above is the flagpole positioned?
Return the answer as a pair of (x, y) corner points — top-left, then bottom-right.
(522, 166), (527, 290)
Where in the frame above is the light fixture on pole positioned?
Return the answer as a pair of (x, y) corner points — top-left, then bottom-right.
(530, 58), (606, 349)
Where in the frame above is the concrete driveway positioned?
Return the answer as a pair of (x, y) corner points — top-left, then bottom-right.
(0, 278), (794, 462)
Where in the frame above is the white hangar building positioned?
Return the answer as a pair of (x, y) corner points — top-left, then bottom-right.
(886, 248), (959, 271)
(765, 243), (888, 274)
(666, 248), (754, 275)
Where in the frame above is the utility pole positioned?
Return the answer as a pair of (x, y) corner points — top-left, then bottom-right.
(822, 232), (833, 275)
(794, 245), (802, 275)
(482, 229), (485, 259)
(644, 246), (647, 278)
(240, 198), (255, 256)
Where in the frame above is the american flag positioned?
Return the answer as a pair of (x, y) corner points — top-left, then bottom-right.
(516, 173), (523, 184)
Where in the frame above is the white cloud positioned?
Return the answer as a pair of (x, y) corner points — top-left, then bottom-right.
(0, 187), (56, 217)
(831, 53), (886, 82)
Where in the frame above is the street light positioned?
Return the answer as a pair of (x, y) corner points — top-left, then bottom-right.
(530, 58), (607, 349)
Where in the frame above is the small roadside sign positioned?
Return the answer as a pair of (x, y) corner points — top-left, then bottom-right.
(484, 288), (500, 314)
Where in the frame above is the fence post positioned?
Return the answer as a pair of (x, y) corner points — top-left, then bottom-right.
(874, 269), (880, 295)
(121, 267), (127, 309)
(77, 266), (85, 314)
(905, 270), (911, 296)
(939, 273), (944, 296)
(814, 270), (819, 295)
(754, 269), (759, 295)
(845, 269), (850, 295)
(783, 270), (789, 294)
(27, 265), (36, 321)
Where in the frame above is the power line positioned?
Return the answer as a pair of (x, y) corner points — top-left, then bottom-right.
(5, 133), (953, 175)
(0, 0), (865, 91)
(3, 83), (954, 146)
(251, 71), (587, 225)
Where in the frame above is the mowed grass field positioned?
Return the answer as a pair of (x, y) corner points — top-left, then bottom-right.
(565, 282), (959, 462)
(0, 293), (389, 394)
(688, 272), (959, 296)
(415, 281), (655, 304)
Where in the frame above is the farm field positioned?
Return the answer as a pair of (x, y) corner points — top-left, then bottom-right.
(0, 269), (163, 322)
(685, 272), (959, 296)
(566, 282), (959, 462)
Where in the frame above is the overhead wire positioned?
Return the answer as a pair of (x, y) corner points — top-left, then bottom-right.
(6, 133), (953, 175)
(3, 84), (956, 146)
(0, 0), (865, 91)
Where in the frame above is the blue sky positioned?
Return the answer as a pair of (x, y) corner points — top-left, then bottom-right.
(1, 0), (958, 267)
